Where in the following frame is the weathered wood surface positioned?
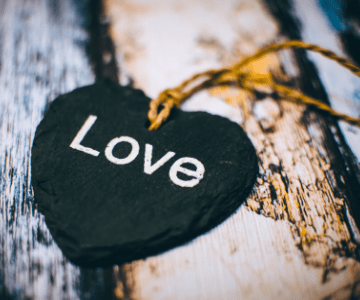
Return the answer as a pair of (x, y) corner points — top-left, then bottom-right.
(0, 0), (108, 299)
(292, 0), (360, 161)
(104, 0), (360, 299)
(1, 0), (360, 299)
(290, 0), (360, 208)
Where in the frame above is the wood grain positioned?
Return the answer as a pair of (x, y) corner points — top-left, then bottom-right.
(0, 0), (102, 299)
(103, 0), (360, 299)
(1, 0), (360, 299)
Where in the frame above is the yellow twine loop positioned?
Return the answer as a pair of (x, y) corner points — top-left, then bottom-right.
(147, 40), (360, 131)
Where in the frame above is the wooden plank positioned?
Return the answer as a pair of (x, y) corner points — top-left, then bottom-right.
(291, 0), (360, 225)
(0, 0), (104, 299)
(103, 0), (360, 299)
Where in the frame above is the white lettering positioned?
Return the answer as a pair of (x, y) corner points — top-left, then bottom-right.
(169, 157), (205, 187)
(70, 115), (100, 156)
(70, 117), (206, 187)
(144, 144), (175, 175)
(105, 136), (140, 165)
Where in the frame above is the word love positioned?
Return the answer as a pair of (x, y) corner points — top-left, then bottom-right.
(69, 115), (205, 188)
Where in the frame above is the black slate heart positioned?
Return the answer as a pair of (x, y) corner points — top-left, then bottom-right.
(31, 79), (258, 267)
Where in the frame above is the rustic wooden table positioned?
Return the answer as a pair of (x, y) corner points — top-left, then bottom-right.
(1, 0), (360, 299)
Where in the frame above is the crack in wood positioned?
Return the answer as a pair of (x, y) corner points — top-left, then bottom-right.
(88, 0), (118, 82)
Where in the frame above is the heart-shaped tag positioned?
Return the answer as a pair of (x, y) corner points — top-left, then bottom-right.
(31, 79), (258, 266)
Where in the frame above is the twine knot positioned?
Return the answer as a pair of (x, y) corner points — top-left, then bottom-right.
(147, 40), (360, 130)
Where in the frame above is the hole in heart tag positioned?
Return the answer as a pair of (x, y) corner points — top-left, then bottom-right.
(31, 41), (360, 267)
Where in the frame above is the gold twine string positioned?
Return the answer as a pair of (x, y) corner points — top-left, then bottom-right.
(147, 40), (360, 131)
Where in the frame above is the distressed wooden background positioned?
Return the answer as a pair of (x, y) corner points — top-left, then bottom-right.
(1, 0), (360, 299)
